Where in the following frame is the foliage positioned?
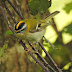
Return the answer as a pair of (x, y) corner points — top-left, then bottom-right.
(62, 24), (72, 35)
(6, 30), (13, 35)
(28, 0), (51, 15)
(63, 2), (72, 14)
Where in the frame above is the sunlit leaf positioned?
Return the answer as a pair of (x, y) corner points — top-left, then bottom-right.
(62, 24), (72, 35)
(6, 30), (13, 35)
(63, 2), (72, 14)
(63, 62), (71, 70)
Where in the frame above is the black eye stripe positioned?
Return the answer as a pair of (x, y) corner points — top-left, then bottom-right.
(15, 22), (25, 30)
(16, 28), (27, 33)
(18, 23), (25, 30)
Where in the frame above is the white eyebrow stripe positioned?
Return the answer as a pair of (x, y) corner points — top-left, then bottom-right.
(22, 23), (27, 29)
(36, 24), (38, 30)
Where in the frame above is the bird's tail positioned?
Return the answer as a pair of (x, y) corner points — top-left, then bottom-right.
(43, 11), (60, 22)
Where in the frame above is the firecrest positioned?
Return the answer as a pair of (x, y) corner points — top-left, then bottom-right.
(15, 11), (59, 43)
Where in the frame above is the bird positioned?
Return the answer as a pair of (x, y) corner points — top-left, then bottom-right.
(15, 11), (60, 43)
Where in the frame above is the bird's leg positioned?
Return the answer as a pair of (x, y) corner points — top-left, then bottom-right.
(28, 41), (39, 54)
(18, 40), (31, 53)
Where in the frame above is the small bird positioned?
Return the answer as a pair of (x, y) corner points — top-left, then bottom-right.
(15, 11), (59, 43)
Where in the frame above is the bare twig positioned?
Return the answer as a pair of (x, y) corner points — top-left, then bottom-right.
(19, 41), (50, 72)
(13, 0), (22, 17)
(28, 42), (56, 72)
(2, 1), (17, 24)
(7, 0), (24, 19)
(38, 42), (62, 72)
(0, 6), (15, 33)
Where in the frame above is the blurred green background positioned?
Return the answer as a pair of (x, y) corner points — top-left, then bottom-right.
(0, 0), (72, 72)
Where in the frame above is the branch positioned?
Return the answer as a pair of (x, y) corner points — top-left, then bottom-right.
(19, 40), (50, 72)
(0, 6), (15, 33)
(28, 42), (56, 72)
(38, 42), (62, 72)
(2, 1), (17, 24)
(7, 0), (24, 19)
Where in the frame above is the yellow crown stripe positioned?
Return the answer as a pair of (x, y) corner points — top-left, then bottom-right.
(25, 24), (30, 36)
(16, 21), (24, 29)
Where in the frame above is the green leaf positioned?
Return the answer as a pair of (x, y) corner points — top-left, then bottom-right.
(62, 24), (72, 35)
(6, 30), (13, 35)
(39, 0), (51, 14)
(28, 0), (51, 15)
(63, 2), (72, 14)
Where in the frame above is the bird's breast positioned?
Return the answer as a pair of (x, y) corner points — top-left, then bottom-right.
(15, 29), (46, 42)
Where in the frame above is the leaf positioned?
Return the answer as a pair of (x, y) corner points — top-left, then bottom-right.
(6, 30), (13, 35)
(63, 2), (72, 14)
(28, 0), (51, 15)
(39, 0), (51, 14)
(62, 24), (72, 35)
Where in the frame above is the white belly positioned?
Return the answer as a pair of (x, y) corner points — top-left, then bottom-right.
(15, 29), (46, 42)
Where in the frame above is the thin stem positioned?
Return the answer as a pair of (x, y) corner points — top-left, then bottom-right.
(2, 1), (17, 24)
(7, 0), (24, 19)
(0, 6), (15, 33)
(13, 0), (22, 17)
(19, 41), (50, 72)
(28, 42), (56, 72)
(38, 42), (62, 72)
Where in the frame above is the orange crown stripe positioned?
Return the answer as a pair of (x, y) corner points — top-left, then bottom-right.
(16, 21), (24, 29)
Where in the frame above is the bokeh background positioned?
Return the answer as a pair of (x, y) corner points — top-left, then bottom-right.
(0, 0), (72, 72)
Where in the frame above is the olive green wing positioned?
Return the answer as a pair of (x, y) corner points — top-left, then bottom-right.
(29, 11), (60, 33)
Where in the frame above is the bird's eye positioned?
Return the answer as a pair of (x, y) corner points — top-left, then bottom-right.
(15, 21), (25, 30)
(38, 24), (41, 27)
